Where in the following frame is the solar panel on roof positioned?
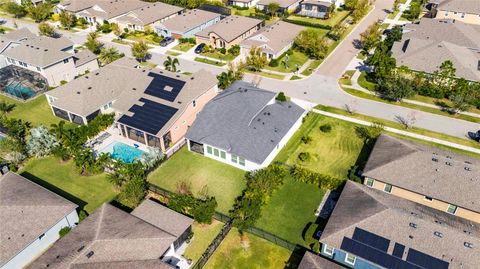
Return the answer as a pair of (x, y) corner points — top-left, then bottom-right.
(352, 227), (390, 252)
(407, 248), (449, 269)
(118, 98), (178, 135)
(392, 243), (405, 259)
(144, 72), (186, 102)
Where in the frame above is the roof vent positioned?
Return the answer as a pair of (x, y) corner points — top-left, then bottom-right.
(446, 156), (453, 159)
(86, 251), (94, 259)
(87, 87), (92, 90)
(408, 235), (414, 239)
(445, 162), (452, 166)
(191, 77), (194, 80)
(95, 72), (99, 75)
(132, 88), (136, 91)
(465, 166), (472, 171)
(409, 222), (417, 228)
(464, 230), (472, 235)
(176, 75), (180, 78)
(464, 242), (473, 248)
(77, 246), (85, 252)
(434, 231), (443, 238)
(76, 91), (81, 94)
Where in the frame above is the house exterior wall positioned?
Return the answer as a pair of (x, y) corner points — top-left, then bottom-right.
(2, 210), (78, 269)
(74, 59), (99, 77)
(197, 23), (262, 49)
(155, 15), (221, 38)
(229, 0), (260, 8)
(364, 177), (480, 223)
(435, 9), (480, 25)
(116, 13), (179, 33)
(257, 0), (302, 13)
(298, 4), (329, 18)
(320, 244), (382, 269)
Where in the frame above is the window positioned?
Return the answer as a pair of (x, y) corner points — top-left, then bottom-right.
(213, 148), (219, 157)
(383, 183), (392, 193)
(231, 154), (238, 163)
(239, 157), (245, 166)
(192, 100), (196, 107)
(461, 13), (465, 18)
(39, 233), (45, 240)
(207, 146), (212, 154)
(36, 66), (41, 72)
(424, 196), (433, 202)
(103, 104), (109, 110)
(345, 253), (356, 265)
(447, 204), (457, 214)
(365, 178), (374, 187)
(63, 58), (69, 64)
(445, 12), (448, 16)
(323, 244), (334, 256)
(220, 151), (226, 159)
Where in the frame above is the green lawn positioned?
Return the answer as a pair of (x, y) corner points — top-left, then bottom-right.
(194, 57), (226, 67)
(287, 10), (350, 28)
(183, 220), (224, 263)
(265, 50), (309, 73)
(200, 51), (236, 61)
(148, 147), (245, 214)
(20, 156), (117, 213)
(230, 7), (256, 16)
(173, 42), (195, 52)
(204, 228), (292, 269)
(339, 70), (355, 85)
(1, 94), (66, 127)
(301, 60), (322, 76)
(256, 176), (324, 246)
(357, 71), (377, 91)
(166, 50), (181, 56)
(245, 70), (285, 80)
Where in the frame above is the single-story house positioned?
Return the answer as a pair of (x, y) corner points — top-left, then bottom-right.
(429, 0), (480, 25)
(229, 0), (261, 8)
(185, 81), (305, 171)
(256, 0), (302, 14)
(318, 180), (480, 269)
(155, 9), (222, 38)
(241, 21), (304, 60)
(0, 28), (99, 87)
(298, 0), (333, 19)
(196, 15), (264, 49)
(298, 251), (345, 269)
(113, 2), (184, 32)
(0, 172), (78, 269)
(28, 200), (194, 269)
(46, 57), (218, 153)
(391, 18), (480, 82)
(362, 134), (480, 224)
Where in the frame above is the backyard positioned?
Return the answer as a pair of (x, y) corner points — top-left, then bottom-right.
(204, 228), (292, 269)
(20, 156), (117, 213)
(287, 10), (350, 28)
(264, 50), (309, 73)
(183, 220), (224, 263)
(148, 147), (246, 214)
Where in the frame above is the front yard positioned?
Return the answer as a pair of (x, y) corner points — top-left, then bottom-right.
(183, 220), (224, 263)
(204, 228), (292, 269)
(172, 42), (195, 52)
(200, 51), (237, 61)
(20, 156), (117, 213)
(264, 50), (309, 73)
(148, 147), (246, 214)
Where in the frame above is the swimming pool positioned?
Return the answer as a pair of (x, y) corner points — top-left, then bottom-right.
(4, 83), (36, 100)
(101, 141), (144, 163)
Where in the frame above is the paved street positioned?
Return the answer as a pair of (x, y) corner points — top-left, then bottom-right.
(2, 2), (479, 140)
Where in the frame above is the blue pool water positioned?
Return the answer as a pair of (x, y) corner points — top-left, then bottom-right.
(103, 142), (144, 163)
(5, 83), (36, 100)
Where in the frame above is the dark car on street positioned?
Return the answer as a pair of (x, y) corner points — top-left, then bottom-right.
(195, 43), (205, 54)
(160, 37), (174, 47)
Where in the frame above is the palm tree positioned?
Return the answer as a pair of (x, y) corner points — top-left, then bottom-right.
(50, 120), (67, 141)
(99, 47), (123, 65)
(0, 101), (16, 116)
(85, 32), (103, 54)
(163, 56), (179, 72)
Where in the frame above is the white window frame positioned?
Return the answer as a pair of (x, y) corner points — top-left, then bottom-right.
(323, 244), (334, 256)
(424, 196), (433, 202)
(345, 253), (356, 266)
(447, 204), (457, 215)
(365, 178), (374, 187)
(383, 183), (392, 193)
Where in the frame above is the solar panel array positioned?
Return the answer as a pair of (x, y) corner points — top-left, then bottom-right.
(144, 72), (186, 102)
(340, 227), (450, 269)
(118, 98), (178, 135)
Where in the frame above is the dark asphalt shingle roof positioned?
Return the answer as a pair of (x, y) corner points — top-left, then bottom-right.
(298, 251), (345, 269)
(185, 81), (305, 164)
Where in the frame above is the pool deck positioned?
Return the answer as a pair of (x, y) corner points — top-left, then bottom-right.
(93, 126), (151, 154)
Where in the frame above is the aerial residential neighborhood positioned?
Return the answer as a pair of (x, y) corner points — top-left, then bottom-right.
(1, 0), (480, 268)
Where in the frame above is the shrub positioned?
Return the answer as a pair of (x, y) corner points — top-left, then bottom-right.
(269, 58), (279, 67)
(51, 13), (60, 21)
(59, 226), (71, 237)
(291, 165), (344, 190)
(219, 47), (226, 54)
(60, 80), (67, 85)
(78, 210), (88, 223)
(286, 48), (294, 55)
(298, 152), (310, 162)
(169, 193), (217, 224)
(228, 45), (240, 56)
(276, 92), (287, 102)
(301, 135), (312, 144)
(319, 124), (332, 133)
(283, 18), (332, 30)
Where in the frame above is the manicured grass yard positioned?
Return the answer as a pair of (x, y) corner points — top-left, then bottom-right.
(0, 94), (66, 127)
(256, 176), (324, 246)
(148, 147), (246, 214)
(287, 10), (349, 28)
(194, 57), (226, 67)
(301, 60), (322, 76)
(183, 220), (223, 263)
(200, 51), (236, 61)
(20, 156), (117, 213)
(172, 42), (195, 52)
(204, 228), (291, 269)
(264, 50), (309, 73)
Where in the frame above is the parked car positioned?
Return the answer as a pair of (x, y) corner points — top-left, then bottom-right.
(160, 37), (174, 47)
(194, 43), (205, 54)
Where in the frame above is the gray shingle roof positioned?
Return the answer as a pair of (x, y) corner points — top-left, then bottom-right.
(321, 181), (480, 269)
(0, 28), (35, 53)
(257, 0), (301, 8)
(131, 199), (193, 238)
(185, 81), (305, 164)
(73, 50), (98, 67)
(298, 251), (345, 269)
(160, 9), (221, 34)
(363, 134), (480, 213)
(0, 172), (77, 267)
(115, 2), (184, 27)
(436, 0), (480, 14)
(195, 15), (263, 42)
(79, 0), (149, 20)
(28, 203), (177, 269)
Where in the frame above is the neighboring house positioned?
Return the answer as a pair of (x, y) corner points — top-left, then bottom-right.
(256, 0), (302, 14)
(196, 15), (264, 49)
(298, 0), (333, 19)
(113, 2), (184, 32)
(298, 251), (345, 269)
(363, 134), (480, 223)
(229, 0), (261, 8)
(391, 18), (480, 81)
(318, 180), (480, 269)
(429, 0), (480, 25)
(185, 81), (305, 171)
(241, 21), (304, 60)
(0, 172), (78, 269)
(46, 57), (218, 153)
(0, 28), (99, 87)
(155, 9), (222, 38)
(28, 200), (194, 269)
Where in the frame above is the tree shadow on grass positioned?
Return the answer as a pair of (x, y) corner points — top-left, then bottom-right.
(20, 172), (88, 211)
(284, 245), (306, 269)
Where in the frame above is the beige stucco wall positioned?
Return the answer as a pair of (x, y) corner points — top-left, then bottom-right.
(435, 9), (480, 25)
(365, 177), (480, 223)
(197, 24), (261, 49)
(74, 59), (99, 76)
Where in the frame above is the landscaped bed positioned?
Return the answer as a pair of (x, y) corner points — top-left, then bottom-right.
(183, 220), (224, 264)
(148, 147), (245, 214)
(20, 156), (117, 213)
(204, 228), (292, 269)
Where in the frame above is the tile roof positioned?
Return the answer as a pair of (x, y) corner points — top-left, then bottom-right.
(320, 181), (480, 269)
(185, 81), (305, 164)
(0, 172), (77, 267)
(160, 9), (221, 34)
(115, 2), (184, 27)
(363, 134), (480, 213)
(435, 0), (480, 14)
(28, 203), (177, 269)
(196, 15), (263, 42)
